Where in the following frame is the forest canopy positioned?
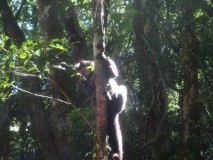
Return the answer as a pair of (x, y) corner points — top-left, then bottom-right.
(0, 0), (213, 159)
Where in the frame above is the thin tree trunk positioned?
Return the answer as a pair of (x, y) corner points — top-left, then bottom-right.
(93, 0), (108, 159)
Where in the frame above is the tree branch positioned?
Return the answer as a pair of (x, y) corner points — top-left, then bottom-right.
(0, 0), (25, 47)
(11, 84), (93, 130)
(15, 0), (27, 20)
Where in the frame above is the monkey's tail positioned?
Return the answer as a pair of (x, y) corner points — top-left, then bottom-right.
(108, 115), (123, 160)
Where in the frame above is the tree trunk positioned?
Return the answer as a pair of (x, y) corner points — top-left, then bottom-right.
(36, 0), (77, 159)
(48, 68), (77, 160)
(93, 0), (108, 159)
(37, 0), (63, 40)
(0, 0), (25, 47)
(133, 0), (170, 159)
(0, 1), (25, 158)
(181, 0), (201, 159)
(56, 0), (88, 60)
(0, 100), (12, 159)
(29, 77), (59, 160)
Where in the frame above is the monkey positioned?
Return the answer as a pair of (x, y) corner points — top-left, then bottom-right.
(95, 53), (119, 79)
(74, 60), (95, 96)
(75, 56), (127, 160)
(106, 78), (127, 160)
(74, 57), (118, 97)
(74, 60), (94, 79)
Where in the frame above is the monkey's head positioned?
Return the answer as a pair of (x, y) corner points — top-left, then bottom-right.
(74, 60), (94, 79)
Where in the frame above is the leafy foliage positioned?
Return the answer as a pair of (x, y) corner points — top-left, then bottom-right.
(0, 0), (213, 159)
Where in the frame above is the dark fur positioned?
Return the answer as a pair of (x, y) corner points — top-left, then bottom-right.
(75, 60), (95, 96)
(107, 78), (127, 160)
(96, 53), (119, 79)
(75, 57), (127, 160)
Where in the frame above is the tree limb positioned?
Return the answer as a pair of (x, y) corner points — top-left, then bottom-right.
(11, 84), (93, 130)
(15, 0), (27, 20)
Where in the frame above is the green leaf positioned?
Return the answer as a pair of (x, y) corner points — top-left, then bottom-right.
(20, 53), (27, 59)
(56, 44), (65, 50)
(10, 45), (17, 50)
(27, 39), (33, 45)
(1, 66), (6, 70)
(2, 36), (9, 42)
(50, 44), (66, 51)
(27, 67), (36, 72)
(52, 38), (61, 43)
(24, 59), (29, 65)
(35, 49), (41, 56)
(194, 9), (204, 18)
(44, 67), (49, 72)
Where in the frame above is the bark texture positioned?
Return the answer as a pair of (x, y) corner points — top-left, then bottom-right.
(56, 0), (88, 60)
(0, 0), (25, 47)
(37, 0), (63, 40)
(36, 0), (77, 159)
(93, 0), (108, 159)
(29, 77), (59, 160)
